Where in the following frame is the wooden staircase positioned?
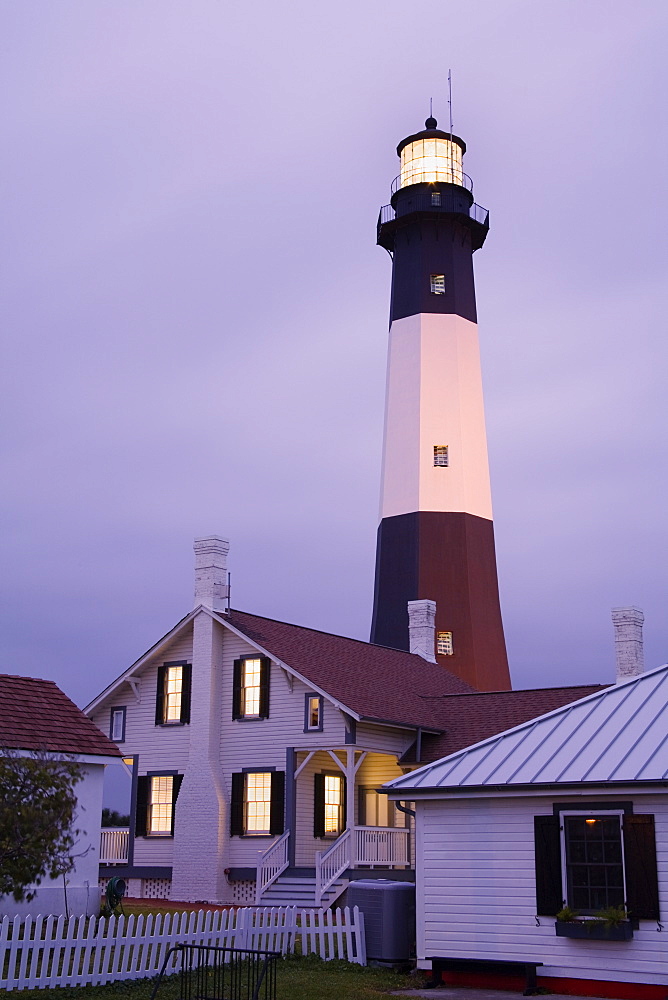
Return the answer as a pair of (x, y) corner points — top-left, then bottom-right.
(257, 874), (348, 908)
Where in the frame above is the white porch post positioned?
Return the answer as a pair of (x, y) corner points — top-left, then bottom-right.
(346, 749), (355, 864)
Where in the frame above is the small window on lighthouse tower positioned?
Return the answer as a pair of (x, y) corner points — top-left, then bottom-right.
(431, 191), (441, 206)
(434, 445), (449, 467)
(437, 631), (454, 656)
(430, 274), (445, 294)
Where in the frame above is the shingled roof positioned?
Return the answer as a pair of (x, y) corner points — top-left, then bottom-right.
(225, 611), (606, 746)
(225, 609), (475, 729)
(0, 674), (121, 757)
(404, 684), (608, 763)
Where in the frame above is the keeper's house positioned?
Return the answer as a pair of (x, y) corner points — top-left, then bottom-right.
(85, 535), (602, 908)
(385, 662), (668, 1000)
(0, 674), (121, 917)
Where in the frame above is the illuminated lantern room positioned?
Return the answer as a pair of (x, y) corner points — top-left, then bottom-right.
(398, 116), (466, 189)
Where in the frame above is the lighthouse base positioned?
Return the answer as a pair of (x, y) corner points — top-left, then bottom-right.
(370, 511), (511, 692)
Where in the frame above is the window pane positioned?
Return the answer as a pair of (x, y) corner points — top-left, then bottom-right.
(430, 274), (446, 295)
(245, 772), (271, 833)
(241, 659), (261, 716)
(165, 666), (182, 721)
(324, 775), (343, 834)
(308, 697), (320, 728)
(111, 710), (124, 740)
(564, 815), (625, 913)
(149, 776), (173, 834)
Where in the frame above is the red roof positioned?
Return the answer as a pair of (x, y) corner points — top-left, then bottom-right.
(0, 674), (121, 757)
(411, 685), (608, 762)
(226, 610), (606, 745)
(228, 609), (477, 728)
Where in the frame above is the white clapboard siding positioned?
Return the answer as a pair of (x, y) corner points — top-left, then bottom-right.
(417, 793), (668, 987)
(0, 906), (366, 991)
(220, 629), (348, 869)
(355, 722), (415, 756)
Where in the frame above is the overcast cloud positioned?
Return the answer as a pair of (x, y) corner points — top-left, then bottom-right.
(2, 0), (667, 737)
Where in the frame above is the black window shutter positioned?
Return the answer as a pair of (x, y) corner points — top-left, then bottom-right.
(170, 774), (184, 835)
(230, 772), (245, 835)
(259, 657), (270, 719)
(135, 776), (149, 836)
(270, 771), (285, 835)
(623, 814), (660, 920)
(180, 664), (192, 724)
(155, 665), (167, 725)
(232, 659), (243, 719)
(314, 773), (326, 838)
(534, 815), (563, 915)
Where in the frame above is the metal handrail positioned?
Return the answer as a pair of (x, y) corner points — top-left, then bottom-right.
(315, 829), (351, 906)
(377, 197), (489, 235)
(256, 831), (290, 903)
(391, 171), (473, 195)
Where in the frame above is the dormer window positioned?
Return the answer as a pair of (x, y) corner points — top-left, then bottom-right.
(430, 274), (445, 295)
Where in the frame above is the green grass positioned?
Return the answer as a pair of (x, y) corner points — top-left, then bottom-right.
(7, 953), (414, 1000)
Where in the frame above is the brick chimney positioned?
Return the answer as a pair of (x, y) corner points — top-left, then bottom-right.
(408, 600), (437, 663)
(611, 606), (644, 682)
(193, 535), (229, 611)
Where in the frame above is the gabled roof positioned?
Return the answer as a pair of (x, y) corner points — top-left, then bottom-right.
(1, 674), (121, 757)
(386, 664), (668, 792)
(225, 609), (474, 729)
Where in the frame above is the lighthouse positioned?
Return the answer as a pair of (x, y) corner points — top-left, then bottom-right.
(370, 117), (511, 692)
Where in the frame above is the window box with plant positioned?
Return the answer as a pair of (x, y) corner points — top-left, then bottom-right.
(555, 905), (634, 941)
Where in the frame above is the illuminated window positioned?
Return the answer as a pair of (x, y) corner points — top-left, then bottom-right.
(156, 661), (191, 725)
(164, 666), (182, 721)
(433, 445), (449, 466)
(324, 775), (344, 835)
(110, 707), (126, 742)
(437, 631), (453, 656)
(244, 772), (272, 834)
(241, 658), (261, 717)
(562, 812), (625, 914)
(148, 776), (174, 835)
(430, 274), (445, 295)
(359, 787), (406, 828)
(400, 136), (464, 189)
(233, 656), (270, 720)
(431, 191), (441, 206)
(305, 694), (323, 731)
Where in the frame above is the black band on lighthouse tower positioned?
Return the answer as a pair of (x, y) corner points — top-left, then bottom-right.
(370, 118), (511, 693)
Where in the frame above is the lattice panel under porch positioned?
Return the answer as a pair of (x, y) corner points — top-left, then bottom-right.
(232, 880), (256, 904)
(141, 877), (172, 899)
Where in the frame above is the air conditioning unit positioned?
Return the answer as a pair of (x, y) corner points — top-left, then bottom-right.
(346, 879), (415, 965)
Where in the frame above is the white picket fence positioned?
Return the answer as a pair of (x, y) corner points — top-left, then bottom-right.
(0, 904), (366, 992)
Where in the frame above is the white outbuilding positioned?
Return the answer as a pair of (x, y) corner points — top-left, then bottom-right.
(385, 663), (668, 999)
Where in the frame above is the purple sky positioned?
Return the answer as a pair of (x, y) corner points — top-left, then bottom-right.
(3, 1), (668, 726)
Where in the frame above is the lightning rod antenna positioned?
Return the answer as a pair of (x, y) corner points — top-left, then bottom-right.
(448, 69), (453, 138)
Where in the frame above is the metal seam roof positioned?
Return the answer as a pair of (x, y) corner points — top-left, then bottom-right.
(385, 663), (668, 791)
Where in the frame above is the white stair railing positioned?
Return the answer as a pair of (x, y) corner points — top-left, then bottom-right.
(354, 826), (410, 866)
(256, 830), (290, 903)
(99, 828), (129, 864)
(315, 829), (351, 906)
